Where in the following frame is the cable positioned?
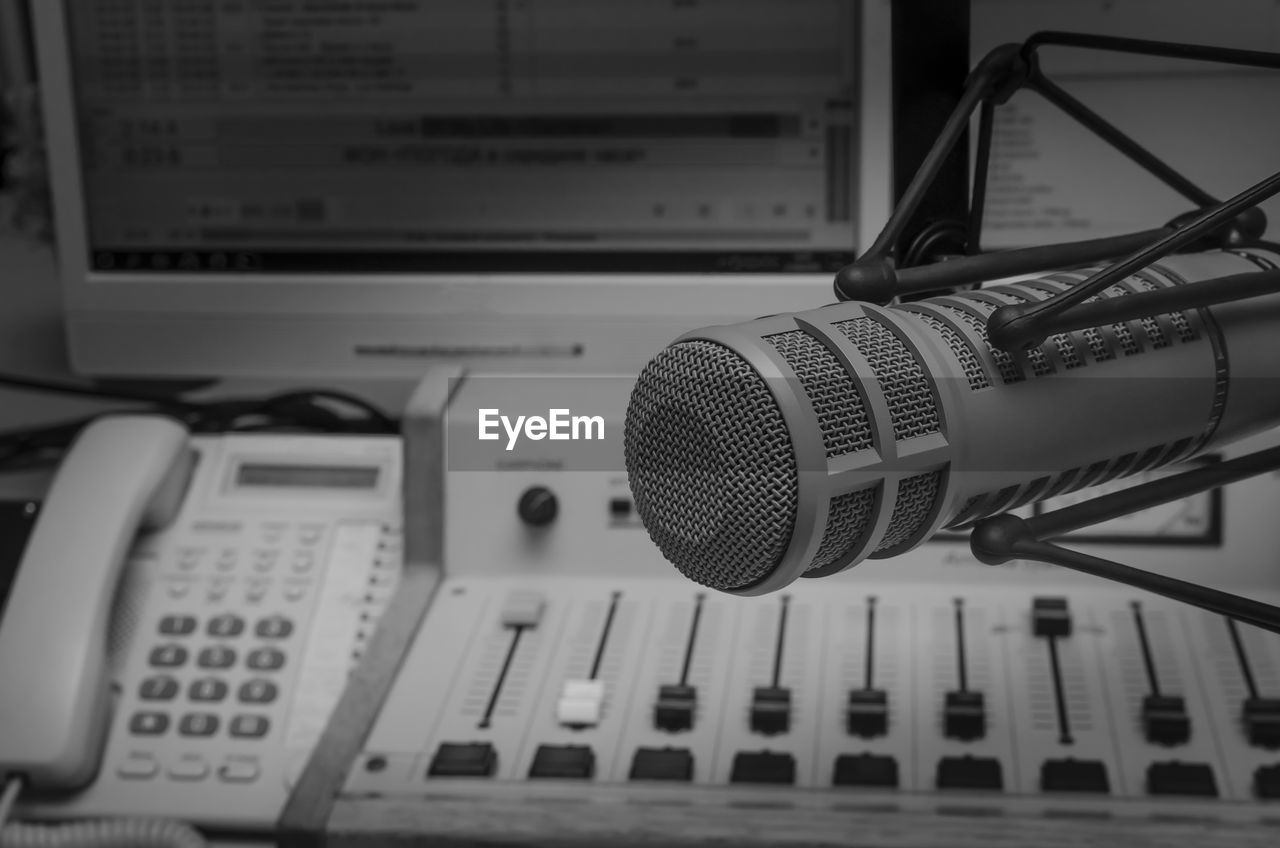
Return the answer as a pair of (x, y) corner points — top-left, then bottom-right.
(0, 374), (198, 410)
(0, 378), (401, 472)
(0, 818), (208, 848)
(0, 776), (207, 848)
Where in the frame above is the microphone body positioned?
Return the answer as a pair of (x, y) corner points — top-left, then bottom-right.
(624, 248), (1280, 595)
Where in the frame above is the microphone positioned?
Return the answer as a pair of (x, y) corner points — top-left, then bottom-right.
(623, 248), (1280, 595)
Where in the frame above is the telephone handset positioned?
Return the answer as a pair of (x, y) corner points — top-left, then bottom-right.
(0, 416), (195, 790)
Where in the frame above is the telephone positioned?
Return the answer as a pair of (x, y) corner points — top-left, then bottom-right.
(0, 415), (402, 835)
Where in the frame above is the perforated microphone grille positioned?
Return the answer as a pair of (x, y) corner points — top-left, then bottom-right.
(624, 340), (799, 591)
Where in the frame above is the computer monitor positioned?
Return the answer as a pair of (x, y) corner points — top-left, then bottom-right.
(32, 0), (898, 378)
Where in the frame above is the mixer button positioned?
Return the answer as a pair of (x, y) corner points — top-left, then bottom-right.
(730, 751), (795, 785)
(1242, 696), (1280, 748)
(832, 753), (898, 788)
(845, 688), (888, 738)
(1146, 761), (1218, 797)
(428, 742), (497, 778)
(749, 686), (791, 735)
(1253, 763), (1280, 799)
(1040, 758), (1110, 793)
(629, 747), (693, 782)
(1032, 596), (1072, 638)
(943, 690), (986, 740)
(529, 744), (595, 779)
(1142, 694), (1191, 746)
(936, 755), (1002, 791)
(653, 684), (697, 732)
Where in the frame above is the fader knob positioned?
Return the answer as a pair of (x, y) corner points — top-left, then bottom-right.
(517, 486), (559, 527)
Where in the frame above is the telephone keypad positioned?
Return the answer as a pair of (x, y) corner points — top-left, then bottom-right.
(112, 509), (402, 807)
(167, 756), (210, 781)
(207, 613), (245, 637)
(149, 644), (188, 667)
(246, 647), (286, 671)
(238, 678), (279, 703)
(218, 757), (262, 783)
(158, 614), (197, 635)
(229, 714), (271, 739)
(130, 712), (170, 735)
(197, 645), (237, 669)
(178, 713), (220, 737)
(117, 752), (161, 780)
(139, 676), (179, 701)
(255, 615), (293, 639)
(188, 678), (228, 702)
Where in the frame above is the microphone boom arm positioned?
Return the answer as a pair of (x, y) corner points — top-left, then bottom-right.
(970, 446), (1280, 635)
(836, 31), (1280, 323)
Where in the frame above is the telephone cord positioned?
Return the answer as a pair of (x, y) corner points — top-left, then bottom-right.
(0, 778), (207, 848)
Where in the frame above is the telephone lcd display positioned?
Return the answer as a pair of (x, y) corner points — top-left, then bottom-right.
(235, 463), (380, 490)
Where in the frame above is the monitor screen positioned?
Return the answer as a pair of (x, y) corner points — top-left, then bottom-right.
(67, 0), (862, 275)
(34, 0), (894, 377)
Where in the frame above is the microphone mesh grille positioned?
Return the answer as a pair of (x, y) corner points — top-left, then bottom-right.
(835, 318), (940, 440)
(873, 470), (943, 553)
(624, 340), (798, 591)
(806, 488), (876, 573)
(766, 330), (873, 456)
(912, 312), (991, 390)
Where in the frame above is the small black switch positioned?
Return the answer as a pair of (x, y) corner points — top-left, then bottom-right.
(846, 689), (889, 738)
(609, 498), (632, 519)
(629, 747), (694, 782)
(1147, 761), (1218, 797)
(1142, 694), (1191, 746)
(1040, 758), (1110, 793)
(1032, 596), (1072, 638)
(833, 753), (898, 788)
(1253, 763), (1280, 799)
(1243, 696), (1280, 749)
(654, 684), (697, 732)
(730, 751), (796, 785)
(428, 742), (497, 777)
(936, 755), (1003, 791)
(750, 686), (791, 735)
(529, 744), (594, 779)
(943, 690), (986, 740)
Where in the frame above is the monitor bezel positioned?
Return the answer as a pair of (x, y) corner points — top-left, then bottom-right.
(34, 0), (897, 377)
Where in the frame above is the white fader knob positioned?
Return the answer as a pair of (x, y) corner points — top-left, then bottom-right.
(557, 679), (606, 727)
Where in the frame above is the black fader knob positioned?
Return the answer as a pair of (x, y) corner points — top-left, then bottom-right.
(517, 486), (559, 528)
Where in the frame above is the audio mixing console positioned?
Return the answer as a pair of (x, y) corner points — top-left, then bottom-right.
(321, 372), (1280, 836)
(347, 577), (1280, 816)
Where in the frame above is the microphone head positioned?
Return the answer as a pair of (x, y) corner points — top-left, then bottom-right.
(626, 322), (917, 594)
(624, 339), (801, 591)
(627, 249), (1280, 596)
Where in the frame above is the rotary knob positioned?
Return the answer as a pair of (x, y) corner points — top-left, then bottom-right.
(517, 486), (559, 528)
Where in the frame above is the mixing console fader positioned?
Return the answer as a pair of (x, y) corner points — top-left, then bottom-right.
(348, 577), (1280, 818)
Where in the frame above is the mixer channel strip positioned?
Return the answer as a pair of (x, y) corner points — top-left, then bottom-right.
(845, 595), (889, 739)
(749, 594), (794, 736)
(943, 598), (987, 742)
(345, 579), (1280, 814)
(1131, 601), (1192, 746)
(652, 592), (704, 733)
